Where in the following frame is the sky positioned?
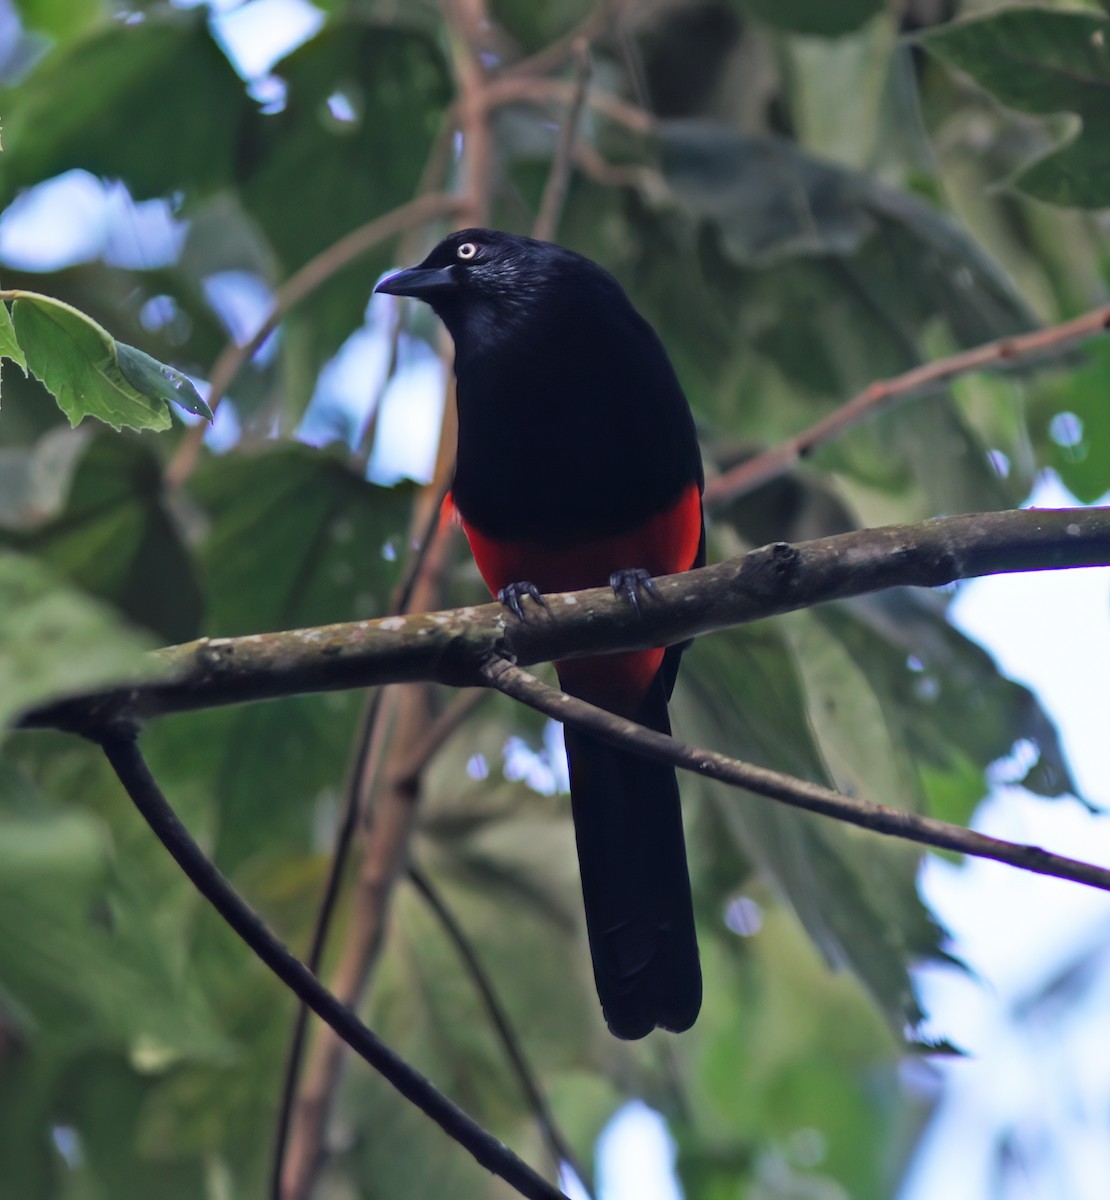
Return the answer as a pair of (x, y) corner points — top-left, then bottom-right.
(901, 474), (1110, 1200)
(2, 2), (1109, 1197)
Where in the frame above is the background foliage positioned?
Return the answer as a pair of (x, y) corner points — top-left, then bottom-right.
(1, 0), (1108, 1197)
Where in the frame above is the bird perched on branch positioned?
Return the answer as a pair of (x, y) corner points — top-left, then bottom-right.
(377, 229), (704, 1039)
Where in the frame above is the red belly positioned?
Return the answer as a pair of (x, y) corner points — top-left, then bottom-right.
(449, 482), (702, 714)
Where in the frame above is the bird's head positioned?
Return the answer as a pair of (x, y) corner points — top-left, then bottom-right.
(375, 228), (613, 354)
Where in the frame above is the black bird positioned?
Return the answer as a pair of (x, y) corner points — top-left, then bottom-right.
(377, 228), (704, 1038)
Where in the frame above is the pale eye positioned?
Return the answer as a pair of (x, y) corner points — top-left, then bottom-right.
(456, 242), (478, 261)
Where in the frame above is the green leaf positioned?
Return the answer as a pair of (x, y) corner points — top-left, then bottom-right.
(783, 609), (925, 812)
(3, 434), (204, 643)
(1038, 337), (1110, 504)
(12, 0), (102, 44)
(681, 907), (908, 1199)
(679, 624), (951, 1039)
(920, 9), (1110, 207)
(659, 121), (1036, 330)
(819, 592), (1077, 806)
(488, 0), (594, 53)
(11, 295), (171, 432)
(193, 443), (413, 634)
(736, 0), (883, 38)
(0, 803), (227, 1053)
(116, 342), (212, 421)
(146, 446), (414, 867)
(0, 260), (231, 415)
(239, 24), (451, 415)
(4, 295), (207, 431)
(0, 550), (155, 738)
(0, 13), (254, 207)
(0, 301), (27, 395)
(650, 122), (1037, 512)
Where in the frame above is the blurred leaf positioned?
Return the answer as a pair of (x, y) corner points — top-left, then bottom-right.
(920, 8), (1110, 206)
(818, 592), (1078, 807)
(737, 0), (883, 37)
(660, 121), (1035, 338)
(0, 13), (253, 206)
(0, 803), (227, 1053)
(192, 443), (412, 633)
(679, 623), (952, 1039)
(487, 0), (593, 54)
(1036, 339), (1110, 504)
(146, 445), (413, 867)
(654, 121), (1036, 513)
(3, 434), (203, 643)
(240, 23), (451, 414)
(0, 549), (154, 736)
(319, 852), (610, 1195)
(12, 0), (103, 44)
(0, 780), (225, 1199)
(783, 609), (925, 812)
(680, 907), (917, 1200)
(784, 9), (897, 168)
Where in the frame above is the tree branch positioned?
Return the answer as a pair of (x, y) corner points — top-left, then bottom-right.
(97, 731), (567, 1200)
(481, 662), (1110, 894)
(23, 508), (1110, 732)
(704, 303), (1110, 508)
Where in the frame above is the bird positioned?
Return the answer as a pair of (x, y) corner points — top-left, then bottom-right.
(376, 228), (703, 1039)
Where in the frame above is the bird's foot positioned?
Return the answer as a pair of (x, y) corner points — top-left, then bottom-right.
(609, 567), (659, 613)
(497, 580), (549, 621)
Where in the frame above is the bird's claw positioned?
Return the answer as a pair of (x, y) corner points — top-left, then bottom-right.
(610, 567), (658, 613)
(497, 580), (548, 621)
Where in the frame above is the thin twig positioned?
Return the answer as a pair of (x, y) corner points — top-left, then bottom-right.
(391, 689), (488, 790)
(164, 192), (465, 489)
(532, 40), (592, 243)
(484, 74), (653, 135)
(408, 864), (593, 1193)
(97, 731), (568, 1200)
(481, 661), (1110, 894)
(704, 303), (1110, 508)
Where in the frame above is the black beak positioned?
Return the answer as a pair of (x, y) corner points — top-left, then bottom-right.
(375, 265), (456, 299)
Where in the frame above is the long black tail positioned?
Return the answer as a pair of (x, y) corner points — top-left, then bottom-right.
(562, 683), (701, 1040)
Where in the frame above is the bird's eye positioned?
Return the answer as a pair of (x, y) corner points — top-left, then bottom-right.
(456, 242), (478, 261)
